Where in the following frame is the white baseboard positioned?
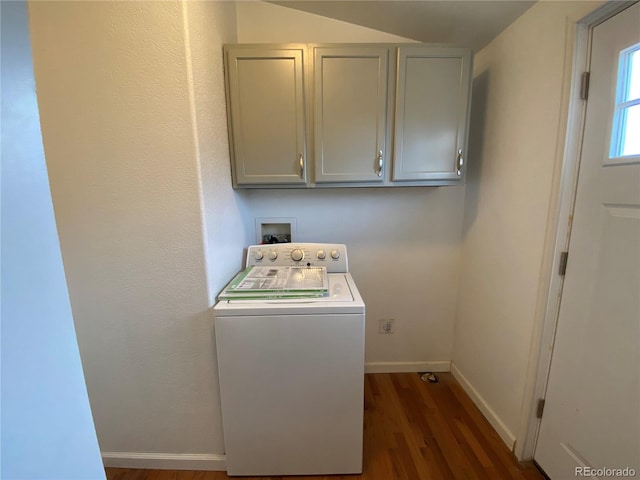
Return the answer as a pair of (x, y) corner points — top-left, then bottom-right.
(450, 363), (516, 450)
(365, 361), (451, 374)
(102, 452), (226, 470)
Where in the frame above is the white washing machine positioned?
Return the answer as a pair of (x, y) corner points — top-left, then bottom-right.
(213, 243), (365, 476)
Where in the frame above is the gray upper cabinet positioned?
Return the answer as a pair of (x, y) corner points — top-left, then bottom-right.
(223, 43), (473, 188)
(392, 47), (472, 182)
(313, 47), (389, 183)
(225, 46), (307, 186)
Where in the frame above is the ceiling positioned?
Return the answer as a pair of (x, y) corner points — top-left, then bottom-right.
(268, 1), (536, 51)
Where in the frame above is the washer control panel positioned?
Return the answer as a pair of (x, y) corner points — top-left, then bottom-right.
(246, 243), (349, 273)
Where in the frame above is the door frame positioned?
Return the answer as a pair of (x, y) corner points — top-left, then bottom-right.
(515, 0), (638, 461)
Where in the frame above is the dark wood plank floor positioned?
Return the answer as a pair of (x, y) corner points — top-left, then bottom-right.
(106, 373), (543, 480)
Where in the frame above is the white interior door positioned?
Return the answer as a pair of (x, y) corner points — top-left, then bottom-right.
(534, 3), (640, 479)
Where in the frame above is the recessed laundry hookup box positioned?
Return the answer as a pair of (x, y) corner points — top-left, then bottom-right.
(255, 217), (296, 244)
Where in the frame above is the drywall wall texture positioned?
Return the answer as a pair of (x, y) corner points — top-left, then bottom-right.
(244, 188), (465, 368)
(28, 0), (240, 465)
(453, 0), (602, 448)
(236, 2), (462, 370)
(184, 1), (251, 303)
(0, 2), (105, 478)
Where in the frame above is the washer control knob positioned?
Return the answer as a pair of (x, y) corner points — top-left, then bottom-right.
(330, 250), (340, 260)
(316, 250), (326, 260)
(268, 251), (278, 260)
(255, 250), (264, 260)
(291, 248), (304, 262)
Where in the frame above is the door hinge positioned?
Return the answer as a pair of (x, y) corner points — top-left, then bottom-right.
(559, 251), (569, 276)
(580, 72), (590, 100)
(536, 398), (546, 419)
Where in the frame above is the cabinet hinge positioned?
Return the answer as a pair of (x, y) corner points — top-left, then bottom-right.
(580, 72), (590, 100)
(559, 251), (569, 276)
(536, 398), (546, 419)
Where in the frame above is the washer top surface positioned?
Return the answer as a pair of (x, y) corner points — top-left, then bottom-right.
(214, 273), (364, 316)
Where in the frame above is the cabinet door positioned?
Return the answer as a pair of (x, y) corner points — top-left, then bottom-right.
(393, 47), (472, 182)
(313, 47), (389, 183)
(226, 47), (307, 186)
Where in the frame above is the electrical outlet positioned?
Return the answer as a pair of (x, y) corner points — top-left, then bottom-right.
(378, 318), (395, 334)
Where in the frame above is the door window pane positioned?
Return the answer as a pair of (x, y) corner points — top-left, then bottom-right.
(627, 49), (640, 101)
(611, 43), (640, 158)
(621, 104), (640, 156)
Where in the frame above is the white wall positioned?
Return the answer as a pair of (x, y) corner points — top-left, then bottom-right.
(452, 0), (602, 449)
(237, 1), (462, 372)
(185, 1), (252, 303)
(28, 0), (244, 468)
(0, 2), (105, 478)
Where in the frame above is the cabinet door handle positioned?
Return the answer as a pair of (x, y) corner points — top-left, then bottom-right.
(456, 149), (464, 176)
(375, 150), (384, 177)
(298, 153), (304, 179)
